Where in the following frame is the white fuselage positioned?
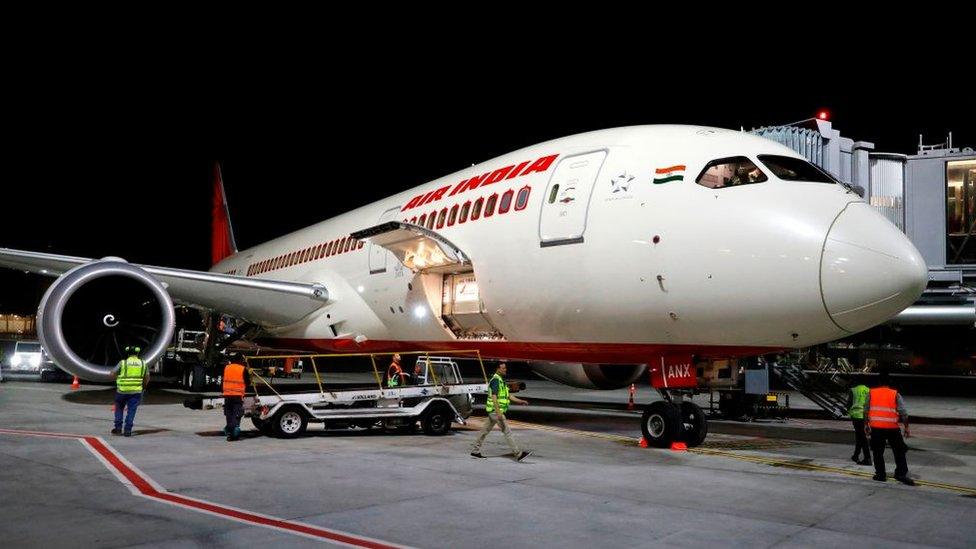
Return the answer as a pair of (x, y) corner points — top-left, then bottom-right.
(212, 125), (927, 363)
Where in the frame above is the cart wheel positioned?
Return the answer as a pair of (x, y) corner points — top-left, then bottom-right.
(678, 401), (708, 447)
(251, 416), (273, 436)
(272, 407), (308, 439)
(640, 401), (681, 448)
(422, 406), (451, 436)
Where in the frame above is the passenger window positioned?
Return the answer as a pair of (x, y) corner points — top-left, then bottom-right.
(343, 238), (351, 252)
(548, 184), (560, 203)
(448, 204), (458, 226)
(472, 198), (483, 220)
(459, 201), (471, 223)
(437, 208), (447, 229)
(498, 190), (514, 214)
(485, 194), (498, 217)
(515, 186), (530, 210)
(696, 156), (767, 189)
(426, 212), (436, 230)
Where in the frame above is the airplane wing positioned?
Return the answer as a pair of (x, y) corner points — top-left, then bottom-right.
(0, 248), (328, 326)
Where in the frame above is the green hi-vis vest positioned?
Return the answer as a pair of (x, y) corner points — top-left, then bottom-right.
(849, 384), (869, 419)
(484, 373), (510, 414)
(116, 356), (146, 394)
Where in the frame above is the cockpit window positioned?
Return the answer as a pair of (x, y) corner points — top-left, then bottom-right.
(696, 156), (767, 189)
(758, 155), (835, 183)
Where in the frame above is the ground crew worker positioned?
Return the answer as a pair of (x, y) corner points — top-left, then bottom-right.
(222, 352), (252, 442)
(865, 369), (914, 485)
(470, 362), (531, 461)
(386, 354), (405, 388)
(846, 375), (871, 465)
(113, 346), (148, 437)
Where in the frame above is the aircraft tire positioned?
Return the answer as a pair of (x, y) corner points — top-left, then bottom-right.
(641, 401), (682, 448)
(678, 401), (708, 447)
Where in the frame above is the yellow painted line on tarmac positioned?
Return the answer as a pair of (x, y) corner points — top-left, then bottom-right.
(493, 418), (976, 496)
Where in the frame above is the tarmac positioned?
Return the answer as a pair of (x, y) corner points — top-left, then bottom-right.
(0, 378), (974, 548)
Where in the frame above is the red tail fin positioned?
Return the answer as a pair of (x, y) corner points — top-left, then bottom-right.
(211, 162), (238, 266)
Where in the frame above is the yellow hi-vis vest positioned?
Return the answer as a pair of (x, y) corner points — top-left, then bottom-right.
(484, 373), (510, 414)
(116, 355), (146, 394)
(849, 384), (869, 419)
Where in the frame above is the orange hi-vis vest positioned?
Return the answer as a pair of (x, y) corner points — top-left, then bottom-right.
(223, 363), (246, 397)
(868, 386), (899, 429)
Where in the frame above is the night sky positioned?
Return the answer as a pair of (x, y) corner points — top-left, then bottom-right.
(2, 61), (973, 314)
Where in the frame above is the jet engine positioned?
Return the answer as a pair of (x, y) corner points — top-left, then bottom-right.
(37, 259), (175, 382)
(528, 361), (647, 390)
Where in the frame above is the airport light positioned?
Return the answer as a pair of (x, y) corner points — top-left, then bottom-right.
(818, 110), (829, 121)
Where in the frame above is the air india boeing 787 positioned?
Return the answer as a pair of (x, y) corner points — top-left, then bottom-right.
(0, 125), (927, 446)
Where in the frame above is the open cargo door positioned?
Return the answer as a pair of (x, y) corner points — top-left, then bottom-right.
(350, 222), (470, 274)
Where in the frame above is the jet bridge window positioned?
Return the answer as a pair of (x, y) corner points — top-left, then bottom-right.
(696, 157), (767, 189)
(758, 155), (835, 184)
(459, 201), (471, 223)
(426, 212), (436, 230)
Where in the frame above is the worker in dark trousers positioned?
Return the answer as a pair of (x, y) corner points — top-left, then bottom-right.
(846, 375), (871, 465)
(865, 369), (914, 485)
(222, 352), (251, 442)
(113, 346), (149, 437)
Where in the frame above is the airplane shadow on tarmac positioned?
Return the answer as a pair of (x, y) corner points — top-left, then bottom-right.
(194, 427), (462, 439)
(62, 387), (188, 406)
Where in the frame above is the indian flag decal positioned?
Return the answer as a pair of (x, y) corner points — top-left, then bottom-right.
(653, 165), (685, 184)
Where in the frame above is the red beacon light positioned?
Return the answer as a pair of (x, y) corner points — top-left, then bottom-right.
(817, 110), (829, 121)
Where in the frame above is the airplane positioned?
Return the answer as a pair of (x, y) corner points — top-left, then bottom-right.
(0, 125), (928, 447)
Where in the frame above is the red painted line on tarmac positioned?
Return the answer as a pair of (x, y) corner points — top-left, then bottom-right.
(0, 428), (407, 548)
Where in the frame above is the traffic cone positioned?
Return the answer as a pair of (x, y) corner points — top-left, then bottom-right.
(638, 437), (649, 448)
(627, 384), (636, 410)
(670, 441), (688, 451)
(71, 376), (80, 390)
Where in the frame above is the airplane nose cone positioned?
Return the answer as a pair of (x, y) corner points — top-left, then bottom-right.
(821, 203), (928, 333)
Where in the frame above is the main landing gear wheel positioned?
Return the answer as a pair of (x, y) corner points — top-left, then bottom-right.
(641, 401), (682, 448)
(272, 407), (308, 439)
(678, 401), (708, 447)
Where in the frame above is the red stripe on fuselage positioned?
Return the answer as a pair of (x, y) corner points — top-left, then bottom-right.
(258, 338), (780, 362)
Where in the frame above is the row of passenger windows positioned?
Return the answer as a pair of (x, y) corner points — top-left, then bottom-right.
(696, 155), (836, 189)
(246, 187), (532, 276)
(406, 186), (531, 230)
(247, 237), (364, 276)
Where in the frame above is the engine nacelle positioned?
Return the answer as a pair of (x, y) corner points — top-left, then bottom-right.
(37, 259), (175, 382)
(528, 361), (647, 390)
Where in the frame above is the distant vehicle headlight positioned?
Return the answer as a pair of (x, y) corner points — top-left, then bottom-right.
(30, 354), (42, 367)
(11, 354), (22, 366)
